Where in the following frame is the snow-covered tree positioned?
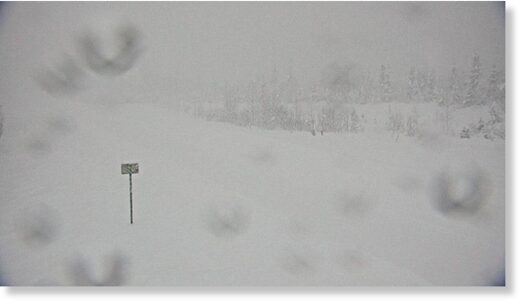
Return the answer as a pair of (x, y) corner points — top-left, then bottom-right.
(321, 63), (353, 104)
(359, 74), (376, 104)
(379, 65), (392, 103)
(407, 67), (419, 103)
(425, 71), (437, 103)
(439, 67), (461, 133)
(415, 70), (428, 102)
(279, 67), (301, 130)
(348, 109), (363, 133)
(447, 67), (462, 106)
(245, 80), (259, 127)
(489, 81), (505, 124)
(464, 53), (482, 106)
(269, 65), (280, 105)
(223, 84), (240, 123)
(486, 65), (500, 105)
(487, 65), (505, 139)
(386, 105), (404, 135)
(406, 107), (419, 137)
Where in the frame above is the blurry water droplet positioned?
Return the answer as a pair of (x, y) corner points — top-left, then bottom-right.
(431, 168), (490, 216)
(19, 204), (60, 247)
(25, 137), (51, 156)
(36, 56), (84, 96)
(250, 147), (276, 166)
(338, 190), (372, 216)
(70, 252), (128, 286)
(280, 250), (317, 275)
(80, 24), (143, 76)
(205, 204), (250, 238)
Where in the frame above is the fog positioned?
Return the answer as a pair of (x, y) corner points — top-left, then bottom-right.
(0, 1), (505, 286)
(0, 1), (505, 101)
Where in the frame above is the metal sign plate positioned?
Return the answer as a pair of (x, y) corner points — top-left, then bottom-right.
(121, 163), (139, 174)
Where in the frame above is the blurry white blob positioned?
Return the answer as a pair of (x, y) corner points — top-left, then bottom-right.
(70, 252), (128, 286)
(79, 18), (143, 76)
(35, 56), (85, 96)
(19, 204), (61, 247)
(337, 189), (374, 217)
(280, 248), (318, 276)
(35, 14), (143, 95)
(205, 202), (250, 238)
(431, 166), (490, 216)
(25, 137), (52, 156)
(249, 146), (276, 166)
(416, 129), (446, 150)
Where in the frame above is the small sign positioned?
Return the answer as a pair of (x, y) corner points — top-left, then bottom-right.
(121, 163), (139, 174)
(121, 162), (139, 224)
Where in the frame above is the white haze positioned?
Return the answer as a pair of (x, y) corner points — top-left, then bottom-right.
(0, 1), (505, 101)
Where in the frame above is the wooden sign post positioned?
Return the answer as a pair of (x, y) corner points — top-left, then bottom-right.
(121, 163), (139, 224)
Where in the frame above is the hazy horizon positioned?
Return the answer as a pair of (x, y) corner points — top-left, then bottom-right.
(0, 1), (505, 102)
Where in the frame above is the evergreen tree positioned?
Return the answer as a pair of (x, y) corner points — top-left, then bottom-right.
(425, 71), (437, 103)
(246, 80), (259, 127)
(349, 109), (362, 133)
(416, 70), (428, 102)
(379, 65), (392, 102)
(360, 74), (375, 104)
(447, 67), (461, 106)
(464, 54), (482, 106)
(440, 67), (461, 134)
(488, 66), (505, 125)
(407, 67), (419, 103)
(223, 84), (239, 123)
(486, 65), (500, 105)
(406, 107), (419, 137)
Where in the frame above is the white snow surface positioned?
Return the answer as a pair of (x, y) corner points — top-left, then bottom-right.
(0, 2), (505, 286)
(0, 97), (505, 286)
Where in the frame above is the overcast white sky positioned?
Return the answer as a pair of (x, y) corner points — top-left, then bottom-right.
(0, 1), (505, 100)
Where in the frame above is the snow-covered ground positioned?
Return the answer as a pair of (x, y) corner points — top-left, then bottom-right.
(0, 2), (505, 286)
(0, 95), (505, 286)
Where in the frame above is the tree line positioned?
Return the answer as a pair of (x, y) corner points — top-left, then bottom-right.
(183, 54), (504, 138)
